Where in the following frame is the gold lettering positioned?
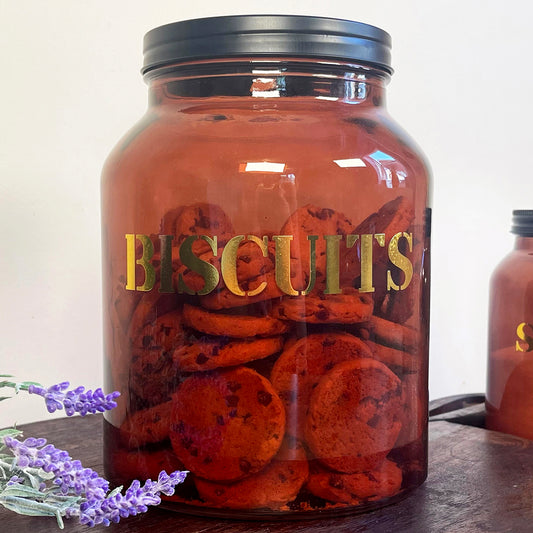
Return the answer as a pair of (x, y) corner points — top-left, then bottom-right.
(125, 234), (136, 291)
(516, 322), (533, 352)
(273, 235), (317, 296)
(324, 234), (342, 295)
(273, 236), (298, 296)
(346, 234), (359, 250)
(360, 233), (385, 293)
(245, 235), (269, 297)
(301, 236), (318, 296)
(158, 235), (174, 293)
(178, 235), (219, 295)
(387, 232), (413, 291)
(221, 235), (269, 297)
(221, 235), (246, 296)
(124, 234), (156, 292)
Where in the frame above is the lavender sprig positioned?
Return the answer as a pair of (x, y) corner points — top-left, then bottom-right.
(1, 428), (187, 528)
(4, 436), (109, 500)
(27, 382), (120, 417)
(68, 471), (188, 527)
(0, 377), (188, 528)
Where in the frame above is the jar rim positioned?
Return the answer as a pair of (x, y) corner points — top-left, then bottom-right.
(142, 15), (393, 77)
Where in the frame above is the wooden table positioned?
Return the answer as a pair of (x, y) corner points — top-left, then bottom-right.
(2, 396), (533, 532)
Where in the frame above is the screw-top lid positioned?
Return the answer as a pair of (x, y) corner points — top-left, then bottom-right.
(511, 210), (533, 236)
(142, 15), (392, 76)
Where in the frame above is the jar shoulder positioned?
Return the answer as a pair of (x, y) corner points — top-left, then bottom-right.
(103, 103), (430, 181)
(490, 249), (533, 287)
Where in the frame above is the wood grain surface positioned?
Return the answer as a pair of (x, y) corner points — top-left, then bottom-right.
(2, 404), (533, 532)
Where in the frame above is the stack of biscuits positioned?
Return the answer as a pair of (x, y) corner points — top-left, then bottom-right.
(108, 198), (425, 513)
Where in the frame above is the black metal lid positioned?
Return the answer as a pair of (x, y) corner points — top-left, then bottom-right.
(142, 15), (392, 76)
(511, 210), (533, 236)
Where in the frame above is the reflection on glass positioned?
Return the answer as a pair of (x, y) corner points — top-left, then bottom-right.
(333, 158), (366, 168)
(241, 162), (286, 173)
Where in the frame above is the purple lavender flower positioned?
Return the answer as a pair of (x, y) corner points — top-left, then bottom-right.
(68, 471), (188, 527)
(4, 436), (109, 500)
(3, 435), (188, 527)
(28, 382), (120, 416)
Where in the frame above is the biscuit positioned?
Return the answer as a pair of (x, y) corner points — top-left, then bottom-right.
(199, 270), (284, 310)
(178, 240), (277, 294)
(362, 315), (419, 353)
(279, 204), (355, 290)
(354, 196), (415, 239)
(129, 310), (184, 403)
(271, 332), (373, 437)
(306, 458), (402, 504)
(111, 448), (185, 484)
(174, 335), (283, 372)
(182, 303), (289, 338)
(375, 239), (424, 324)
(120, 401), (173, 448)
(160, 202), (234, 251)
(273, 288), (373, 324)
(170, 367), (285, 481)
(305, 359), (403, 473)
(364, 339), (421, 372)
(341, 196), (415, 289)
(396, 371), (426, 448)
(127, 285), (181, 343)
(194, 436), (308, 510)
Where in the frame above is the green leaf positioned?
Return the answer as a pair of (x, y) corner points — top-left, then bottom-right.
(1, 484), (46, 499)
(0, 428), (22, 439)
(0, 375), (14, 378)
(0, 494), (60, 516)
(19, 381), (41, 387)
(0, 380), (42, 393)
(107, 485), (123, 498)
(55, 509), (65, 529)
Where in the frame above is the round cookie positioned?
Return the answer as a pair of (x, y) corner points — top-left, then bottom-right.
(170, 367), (286, 481)
(279, 204), (355, 290)
(396, 371), (426, 448)
(120, 401), (173, 448)
(306, 458), (402, 504)
(341, 195), (415, 288)
(199, 270), (284, 310)
(363, 315), (419, 354)
(182, 303), (289, 338)
(111, 448), (185, 484)
(195, 436), (309, 510)
(273, 288), (373, 324)
(160, 202), (234, 248)
(363, 339), (421, 372)
(127, 284), (180, 343)
(271, 332), (373, 437)
(129, 310), (184, 403)
(353, 195), (415, 238)
(305, 359), (403, 473)
(178, 239), (277, 294)
(174, 335), (284, 372)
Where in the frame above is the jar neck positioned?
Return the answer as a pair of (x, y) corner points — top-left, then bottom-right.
(145, 59), (389, 108)
(514, 236), (533, 251)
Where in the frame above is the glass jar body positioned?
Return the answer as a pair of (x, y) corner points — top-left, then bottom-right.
(486, 237), (533, 439)
(101, 59), (431, 517)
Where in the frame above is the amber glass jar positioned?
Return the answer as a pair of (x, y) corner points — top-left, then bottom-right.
(486, 210), (533, 439)
(101, 15), (431, 518)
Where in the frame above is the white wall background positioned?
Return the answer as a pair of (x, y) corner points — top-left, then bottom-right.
(1, 0), (531, 427)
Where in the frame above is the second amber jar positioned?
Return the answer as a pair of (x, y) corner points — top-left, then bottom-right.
(101, 15), (431, 518)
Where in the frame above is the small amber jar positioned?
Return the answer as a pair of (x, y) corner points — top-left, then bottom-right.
(101, 15), (431, 518)
(486, 210), (533, 439)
